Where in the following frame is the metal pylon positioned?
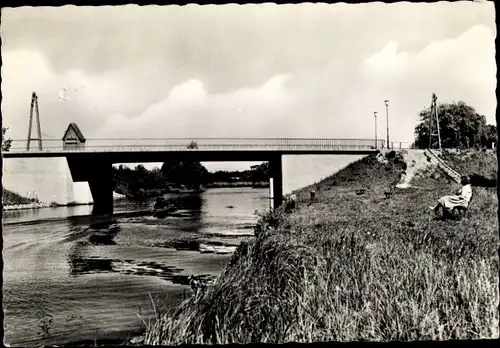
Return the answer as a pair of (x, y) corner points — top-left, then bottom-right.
(428, 93), (442, 150)
(27, 92), (43, 150)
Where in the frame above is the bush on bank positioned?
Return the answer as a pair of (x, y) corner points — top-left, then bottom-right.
(3, 189), (38, 205)
(143, 151), (499, 344)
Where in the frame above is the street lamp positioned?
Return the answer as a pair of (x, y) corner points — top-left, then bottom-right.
(384, 100), (390, 149)
(373, 112), (378, 148)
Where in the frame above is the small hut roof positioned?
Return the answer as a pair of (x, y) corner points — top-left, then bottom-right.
(62, 123), (86, 142)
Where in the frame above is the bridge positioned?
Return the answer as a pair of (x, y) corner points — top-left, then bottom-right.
(3, 137), (388, 215)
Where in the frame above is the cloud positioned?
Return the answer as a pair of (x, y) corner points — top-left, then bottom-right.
(357, 24), (496, 140)
(363, 41), (411, 79)
(1, 9), (495, 148)
(89, 23), (495, 144)
(94, 74), (294, 139)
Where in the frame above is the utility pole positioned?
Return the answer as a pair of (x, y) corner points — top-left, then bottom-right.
(384, 100), (390, 149)
(434, 94), (442, 150)
(27, 92), (43, 150)
(374, 112), (378, 148)
(428, 93), (442, 150)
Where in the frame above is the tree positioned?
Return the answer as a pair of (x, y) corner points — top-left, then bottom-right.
(250, 162), (270, 183)
(414, 101), (493, 149)
(484, 124), (497, 149)
(2, 127), (12, 152)
(161, 161), (209, 189)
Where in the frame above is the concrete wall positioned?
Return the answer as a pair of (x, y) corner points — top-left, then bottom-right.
(2, 157), (94, 205)
(282, 155), (365, 194)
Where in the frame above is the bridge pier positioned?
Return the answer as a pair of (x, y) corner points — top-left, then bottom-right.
(269, 155), (283, 209)
(67, 156), (114, 215)
(88, 160), (114, 216)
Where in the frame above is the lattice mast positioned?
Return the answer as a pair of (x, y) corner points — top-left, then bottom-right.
(27, 92), (43, 150)
(428, 93), (442, 150)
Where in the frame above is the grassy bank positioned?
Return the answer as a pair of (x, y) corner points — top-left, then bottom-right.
(3, 189), (38, 205)
(143, 150), (499, 343)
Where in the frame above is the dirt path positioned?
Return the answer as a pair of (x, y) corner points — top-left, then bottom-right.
(395, 150), (436, 189)
(394, 149), (462, 189)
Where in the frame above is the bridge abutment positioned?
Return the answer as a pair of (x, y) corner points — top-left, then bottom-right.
(270, 155), (283, 209)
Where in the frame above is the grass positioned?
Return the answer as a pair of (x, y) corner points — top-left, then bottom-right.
(440, 149), (497, 178)
(142, 150), (499, 344)
(3, 189), (38, 205)
(438, 149), (497, 187)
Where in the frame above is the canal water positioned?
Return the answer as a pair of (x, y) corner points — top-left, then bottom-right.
(3, 187), (270, 347)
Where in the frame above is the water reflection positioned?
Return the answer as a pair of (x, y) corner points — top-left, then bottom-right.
(66, 193), (209, 284)
(3, 188), (268, 347)
(69, 257), (186, 281)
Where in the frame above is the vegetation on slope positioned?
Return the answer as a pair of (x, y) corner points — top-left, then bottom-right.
(438, 149), (497, 187)
(143, 150), (499, 343)
(3, 189), (38, 205)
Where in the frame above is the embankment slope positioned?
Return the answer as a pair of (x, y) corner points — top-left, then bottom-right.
(144, 150), (499, 344)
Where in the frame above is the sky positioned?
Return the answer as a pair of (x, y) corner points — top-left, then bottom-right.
(1, 2), (496, 171)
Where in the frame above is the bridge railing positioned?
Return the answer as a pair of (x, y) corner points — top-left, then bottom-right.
(5, 138), (388, 153)
(389, 141), (415, 149)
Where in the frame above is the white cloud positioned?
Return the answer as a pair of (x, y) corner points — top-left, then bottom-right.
(1, 20), (495, 150)
(363, 41), (411, 79)
(357, 24), (496, 141)
(90, 24), (496, 144)
(167, 79), (207, 107)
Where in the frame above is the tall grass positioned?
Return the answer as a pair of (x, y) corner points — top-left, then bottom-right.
(143, 151), (499, 344)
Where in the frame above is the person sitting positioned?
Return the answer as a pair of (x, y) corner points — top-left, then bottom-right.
(429, 175), (472, 214)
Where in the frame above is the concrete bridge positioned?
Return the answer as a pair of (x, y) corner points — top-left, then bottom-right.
(4, 137), (384, 215)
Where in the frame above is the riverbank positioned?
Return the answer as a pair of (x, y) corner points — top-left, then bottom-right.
(117, 183), (268, 199)
(207, 181), (269, 188)
(2, 190), (127, 212)
(3, 189), (38, 205)
(2, 189), (52, 211)
(3, 202), (51, 211)
(142, 149), (499, 343)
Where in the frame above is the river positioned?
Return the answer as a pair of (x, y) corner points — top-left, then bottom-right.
(3, 187), (270, 347)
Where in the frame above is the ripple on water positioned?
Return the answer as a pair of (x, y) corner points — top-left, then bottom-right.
(3, 187), (270, 347)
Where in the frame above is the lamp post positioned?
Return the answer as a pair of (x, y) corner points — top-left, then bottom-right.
(373, 112), (378, 148)
(384, 100), (390, 149)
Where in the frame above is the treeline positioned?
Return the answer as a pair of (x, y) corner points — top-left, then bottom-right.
(112, 161), (269, 199)
(414, 101), (497, 149)
(207, 162), (269, 185)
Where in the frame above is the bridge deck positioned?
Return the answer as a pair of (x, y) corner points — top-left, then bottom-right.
(4, 138), (385, 158)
